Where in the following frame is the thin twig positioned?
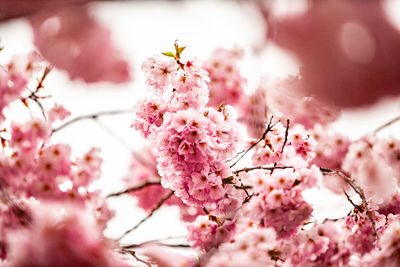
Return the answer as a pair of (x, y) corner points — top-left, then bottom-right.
(343, 189), (358, 209)
(35, 66), (53, 92)
(106, 181), (161, 198)
(117, 191), (174, 241)
(30, 96), (47, 120)
(233, 165), (293, 176)
(373, 114), (400, 134)
(320, 167), (377, 237)
(230, 116), (275, 168)
(122, 243), (191, 250)
(23, 65), (54, 120)
(52, 109), (134, 133)
(123, 235), (187, 249)
(226, 148), (246, 162)
(243, 193), (257, 204)
(234, 184), (253, 190)
(92, 119), (133, 152)
(281, 119), (290, 153)
(122, 249), (152, 267)
(131, 152), (160, 177)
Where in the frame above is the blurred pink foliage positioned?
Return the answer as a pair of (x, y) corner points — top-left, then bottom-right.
(0, 1), (131, 83)
(270, 0), (400, 107)
(29, 6), (131, 83)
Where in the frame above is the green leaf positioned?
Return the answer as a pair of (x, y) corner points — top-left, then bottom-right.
(162, 52), (175, 57)
(177, 46), (186, 57)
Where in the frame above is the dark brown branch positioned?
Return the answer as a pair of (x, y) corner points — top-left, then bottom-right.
(35, 66), (53, 92)
(281, 119), (290, 153)
(230, 116), (275, 168)
(106, 181), (161, 198)
(233, 165), (293, 176)
(373, 115), (400, 134)
(343, 189), (358, 210)
(122, 249), (152, 267)
(234, 184), (253, 190)
(52, 109), (134, 133)
(23, 66), (53, 120)
(122, 243), (191, 250)
(117, 191), (174, 241)
(320, 167), (377, 237)
(29, 96), (47, 120)
(242, 193), (257, 204)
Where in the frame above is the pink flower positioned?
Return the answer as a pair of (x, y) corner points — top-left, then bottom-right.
(132, 96), (169, 138)
(29, 6), (131, 83)
(204, 227), (279, 267)
(238, 87), (269, 138)
(0, 67), (26, 121)
(5, 202), (130, 267)
(311, 125), (350, 170)
(270, 0), (400, 107)
(204, 47), (246, 108)
(361, 219), (400, 266)
(187, 215), (235, 252)
(73, 148), (102, 187)
(10, 120), (51, 153)
(48, 104), (71, 123)
(264, 75), (339, 129)
(142, 55), (177, 90)
(247, 186), (313, 239)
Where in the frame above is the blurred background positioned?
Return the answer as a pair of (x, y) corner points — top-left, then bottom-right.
(1, 0), (400, 248)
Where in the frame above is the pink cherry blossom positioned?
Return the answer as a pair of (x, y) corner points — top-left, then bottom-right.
(204, 47), (246, 108)
(5, 202), (130, 267)
(29, 6), (131, 83)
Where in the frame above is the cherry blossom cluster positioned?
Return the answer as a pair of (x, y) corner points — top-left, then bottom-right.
(264, 75), (339, 129)
(128, 46), (400, 266)
(203, 47), (246, 108)
(133, 46), (241, 210)
(3, 41), (400, 267)
(5, 202), (128, 267)
(0, 53), (126, 266)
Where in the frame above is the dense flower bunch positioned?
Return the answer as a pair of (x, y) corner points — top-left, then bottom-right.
(2, 42), (400, 267)
(0, 53), (128, 266)
(129, 45), (400, 266)
(133, 45), (241, 210)
(203, 47), (246, 108)
(5, 203), (128, 267)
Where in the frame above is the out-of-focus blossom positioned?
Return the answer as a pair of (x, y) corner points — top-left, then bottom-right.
(264, 75), (339, 128)
(204, 47), (246, 108)
(29, 6), (131, 83)
(48, 104), (71, 122)
(270, 0), (400, 107)
(0, 1), (90, 21)
(239, 87), (268, 138)
(5, 202), (130, 267)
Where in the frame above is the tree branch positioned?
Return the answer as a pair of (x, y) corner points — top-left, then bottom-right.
(106, 181), (161, 198)
(230, 116), (276, 168)
(52, 109), (134, 132)
(122, 249), (152, 267)
(117, 191), (174, 241)
(281, 119), (290, 153)
(320, 167), (377, 237)
(122, 243), (191, 250)
(373, 114), (400, 134)
(233, 165), (293, 176)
